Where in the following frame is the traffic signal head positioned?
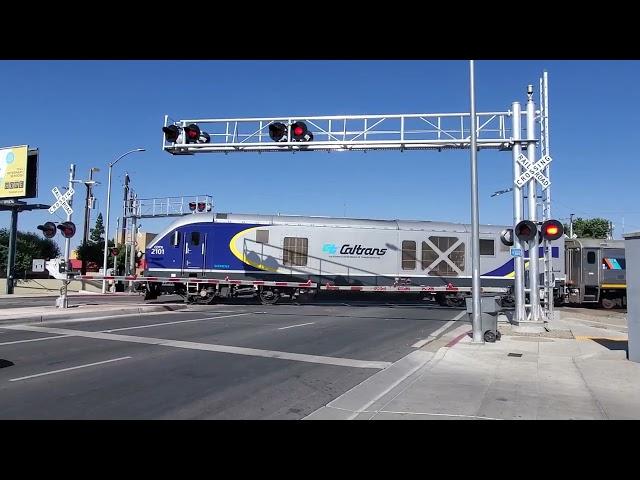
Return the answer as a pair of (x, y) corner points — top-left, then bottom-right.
(163, 124), (210, 144)
(38, 221), (57, 239)
(162, 125), (181, 143)
(184, 124), (201, 144)
(541, 219), (564, 241)
(291, 121), (313, 142)
(269, 122), (287, 142)
(57, 221), (76, 239)
(514, 220), (537, 242)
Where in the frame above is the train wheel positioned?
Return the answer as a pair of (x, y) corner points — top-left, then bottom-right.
(259, 288), (280, 305)
(601, 297), (616, 310)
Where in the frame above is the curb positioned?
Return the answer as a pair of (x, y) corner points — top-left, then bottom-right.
(0, 304), (189, 326)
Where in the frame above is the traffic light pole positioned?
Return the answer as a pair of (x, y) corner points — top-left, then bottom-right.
(57, 163), (75, 309)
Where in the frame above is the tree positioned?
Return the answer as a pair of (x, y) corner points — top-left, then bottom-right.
(90, 213), (105, 244)
(564, 217), (611, 239)
(0, 229), (61, 277)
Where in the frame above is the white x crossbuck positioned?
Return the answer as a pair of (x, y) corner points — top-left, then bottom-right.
(49, 186), (75, 215)
(514, 154), (552, 190)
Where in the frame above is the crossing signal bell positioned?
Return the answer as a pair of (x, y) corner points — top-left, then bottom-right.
(37, 221), (57, 239)
(514, 220), (537, 243)
(57, 221), (76, 239)
(541, 220), (564, 241)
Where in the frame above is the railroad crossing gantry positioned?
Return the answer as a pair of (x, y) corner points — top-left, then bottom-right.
(160, 73), (556, 327)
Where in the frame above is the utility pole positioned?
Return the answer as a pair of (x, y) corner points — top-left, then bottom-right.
(120, 172), (129, 246)
(569, 213), (574, 238)
(77, 167), (100, 275)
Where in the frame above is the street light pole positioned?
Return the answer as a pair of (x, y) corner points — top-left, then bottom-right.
(469, 60), (483, 344)
(101, 148), (145, 294)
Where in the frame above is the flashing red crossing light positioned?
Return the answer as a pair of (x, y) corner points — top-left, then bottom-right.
(291, 121), (313, 142)
(541, 219), (564, 241)
(57, 221), (76, 239)
(37, 221), (57, 239)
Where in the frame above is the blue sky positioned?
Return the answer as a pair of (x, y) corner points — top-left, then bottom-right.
(1, 60), (639, 251)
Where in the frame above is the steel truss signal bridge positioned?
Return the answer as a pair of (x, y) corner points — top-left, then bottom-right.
(162, 112), (525, 155)
(161, 72), (555, 328)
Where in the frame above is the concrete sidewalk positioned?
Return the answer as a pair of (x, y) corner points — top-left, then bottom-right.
(0, 303), (188, 325)
(306, 308), (639, 420)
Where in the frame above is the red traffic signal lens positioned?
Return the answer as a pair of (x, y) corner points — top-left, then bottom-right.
(57, 221), (76, 239)
(184, 124), (201, 143)
(38, 221), (57, 239)
(541, 220), (564, 241)
(514, 220), (537, 242)
(291, 121), (311, 141)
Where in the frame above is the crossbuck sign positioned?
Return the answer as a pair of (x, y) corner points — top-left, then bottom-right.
(514, 154), (552, 189)
(49, 186), (74, 215)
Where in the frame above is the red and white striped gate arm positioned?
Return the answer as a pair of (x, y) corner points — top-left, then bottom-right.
(77, 275), (317, 289)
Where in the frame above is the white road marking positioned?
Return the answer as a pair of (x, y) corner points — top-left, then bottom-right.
(0, 335), (71, 346)
(0, 313), (251, 345)
(411, 311), (466, 348)
(278, 322), (315, 330)
(102, 312), (252, 332)
(3, 324), (392, 370)
(9, 356), (131, 382)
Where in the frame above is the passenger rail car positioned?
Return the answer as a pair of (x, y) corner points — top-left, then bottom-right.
(144, 212), (565, 305)
(564, 238), (626, 309)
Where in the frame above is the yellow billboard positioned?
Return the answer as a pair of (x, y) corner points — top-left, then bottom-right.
(0, 145), (28, 199)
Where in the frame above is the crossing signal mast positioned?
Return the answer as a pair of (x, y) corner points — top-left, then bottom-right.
(160, 70), (557, 331)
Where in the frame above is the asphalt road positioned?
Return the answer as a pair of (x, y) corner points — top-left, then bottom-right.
(0, 303), (465, 419)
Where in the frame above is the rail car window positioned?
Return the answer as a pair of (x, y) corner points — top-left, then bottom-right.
(587, 251), (596, 264)
(402, 241), (417, 270)
(256, 230), (269, 244)
(283, 237), (308, 266)
(190, 232), (200, 246)
(480, 239), (495, 256)
(171, 231), (181, 247)
(425, 236), (464, 276)
(421, 242), (437, 270)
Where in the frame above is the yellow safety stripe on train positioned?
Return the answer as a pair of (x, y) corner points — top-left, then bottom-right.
(229, 227), (279, 272)
(600, 284), (627, 289)
(504, 261), (530, 278)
